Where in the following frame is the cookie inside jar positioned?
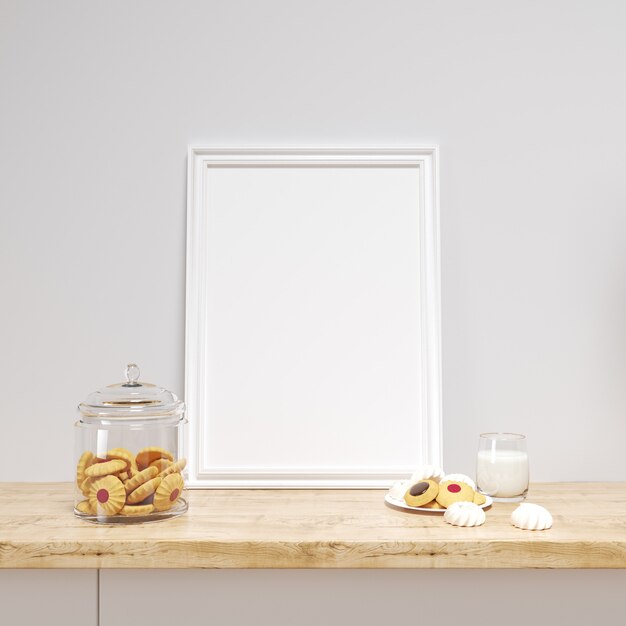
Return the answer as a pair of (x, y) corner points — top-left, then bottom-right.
(74, 364), (188, 524)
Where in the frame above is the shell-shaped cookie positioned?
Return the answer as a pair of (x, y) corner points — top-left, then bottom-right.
(443, 501), (486, 527)
(88, 475), (126, 516)
(388, 480), (410, 500)
(410, 465), (445, 484)
(440, 473), (476, 491)
(511, 503), (553, 530)
(136, 447), (174, 470)
(153, 473), (184, 511)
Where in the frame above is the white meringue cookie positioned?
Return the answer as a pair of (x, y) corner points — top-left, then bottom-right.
(410, 465), (445, 484)
(443, 501), (486, 527)
(388, 479), (410, 500)
(511, 503), (553, 531)
(440, 473), (476, 491)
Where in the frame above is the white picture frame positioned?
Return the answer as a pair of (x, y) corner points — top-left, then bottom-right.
(185, 148), (441, 487)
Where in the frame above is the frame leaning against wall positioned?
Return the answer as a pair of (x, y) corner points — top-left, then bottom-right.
(185, 147), (441, 488)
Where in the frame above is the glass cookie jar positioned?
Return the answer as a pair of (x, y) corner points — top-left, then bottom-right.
(74, 364), (188, 523)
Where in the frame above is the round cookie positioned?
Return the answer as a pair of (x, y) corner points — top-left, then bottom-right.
(76, 451), (96, 487)
(420, 500), (446, 510)
(136, 447), (174, 471)
(126, 476), (162, 504)
(158, 458), (187, 478)
(75, 500), (95, 515)
(84, 458), (126, 479)
(120, 503), (155, 516)
(106, 447), (137, 474)
(436, 480), (475, 508)
(80, 476), (94, 497)
(403, 479), (439, 507)
(107, 448), (135, 470)
(88, 475), (126, 516)
(124, 465), (158, 494)
(149, 459), (172, 474)
(440, 473), (476, 491)
(154, 473), (184, 511)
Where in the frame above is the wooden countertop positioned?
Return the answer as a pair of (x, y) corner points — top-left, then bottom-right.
(1, 482), (625, 569)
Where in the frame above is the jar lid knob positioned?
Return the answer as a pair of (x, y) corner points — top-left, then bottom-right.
(124, 363), (140, 387)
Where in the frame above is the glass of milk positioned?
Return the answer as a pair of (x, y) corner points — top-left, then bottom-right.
(476, 433), (529, 502)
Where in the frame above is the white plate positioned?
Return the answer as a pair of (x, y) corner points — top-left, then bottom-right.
(384, 492), (493, 513)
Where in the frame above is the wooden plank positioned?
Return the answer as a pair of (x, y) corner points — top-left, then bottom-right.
(1, 483), (626, 568)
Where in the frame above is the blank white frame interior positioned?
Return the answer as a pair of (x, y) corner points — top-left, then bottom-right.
(185, 148), (441, 487)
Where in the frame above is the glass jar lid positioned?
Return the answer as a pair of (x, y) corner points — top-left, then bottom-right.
(78, 363), (184, 423)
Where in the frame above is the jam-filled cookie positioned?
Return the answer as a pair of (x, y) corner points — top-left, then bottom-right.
(403, 479), (438, 507)
(154, 472), (184, 511)
(89, 475), (126, 516)
(436, 480), (475, 507)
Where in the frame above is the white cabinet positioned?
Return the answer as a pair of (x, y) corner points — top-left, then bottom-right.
(0, 570), (97, 626)
(3, 569), (626, 626)
(100, 569), (626, 626)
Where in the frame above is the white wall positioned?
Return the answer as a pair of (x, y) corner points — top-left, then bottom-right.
(1, 0), (625, 482)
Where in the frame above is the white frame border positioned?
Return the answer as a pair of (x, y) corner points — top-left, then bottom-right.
(185, 147), (441, 488)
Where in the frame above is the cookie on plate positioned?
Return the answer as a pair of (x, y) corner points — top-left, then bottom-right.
(440, 473), (476, 491)
(436, 480), (475, 508)
(473, 491), (487, 506)
(420, 500), (446, 510)
(404, 479), (439, 507)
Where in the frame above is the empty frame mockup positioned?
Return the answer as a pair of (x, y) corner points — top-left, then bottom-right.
(185, 148), (441, 487)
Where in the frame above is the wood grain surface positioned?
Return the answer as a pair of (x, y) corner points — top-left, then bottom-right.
(1, 483), (625, 568)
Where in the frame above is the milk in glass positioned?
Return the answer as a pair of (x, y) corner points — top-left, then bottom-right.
(476, 448), (529, 499)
